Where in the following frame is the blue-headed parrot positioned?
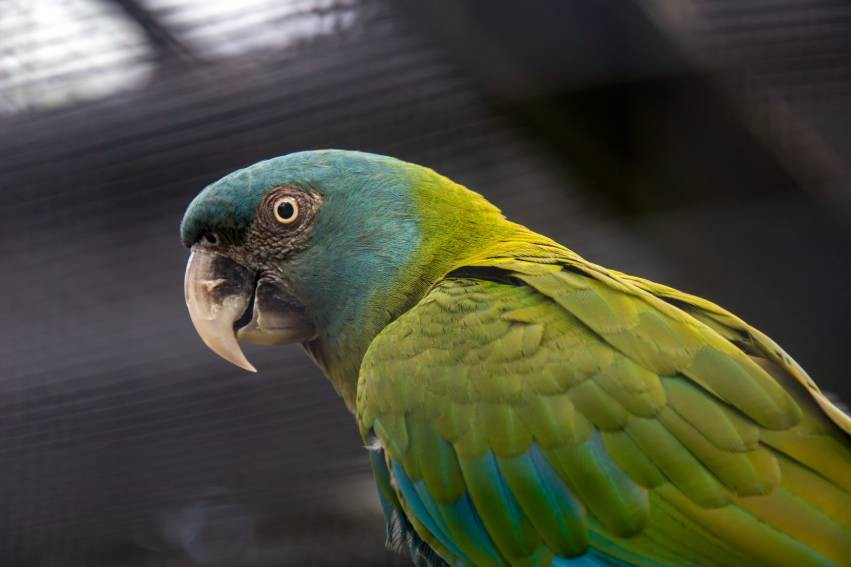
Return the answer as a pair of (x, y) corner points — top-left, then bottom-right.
(181, 150), (851, 566)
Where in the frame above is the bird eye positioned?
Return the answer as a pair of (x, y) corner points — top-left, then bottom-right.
(202, 232), (219, 245)
(273, 196), (299, 224)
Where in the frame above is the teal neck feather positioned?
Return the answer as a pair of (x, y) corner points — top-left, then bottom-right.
(182, 150), (514, 411)
(289, 153), (511, 411)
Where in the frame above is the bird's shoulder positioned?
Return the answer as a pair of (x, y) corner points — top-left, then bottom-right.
(357, 243), (841, 437)
(356, 248), (851, 566)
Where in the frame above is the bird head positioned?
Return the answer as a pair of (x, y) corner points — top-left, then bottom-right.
(181, 150), (507, 398)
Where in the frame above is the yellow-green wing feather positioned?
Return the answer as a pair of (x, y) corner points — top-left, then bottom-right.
(358, 249), (851, 566)
(613, 270), (851, 435)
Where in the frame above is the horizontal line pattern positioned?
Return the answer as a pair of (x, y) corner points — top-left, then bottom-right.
(2, 1), (848, 564)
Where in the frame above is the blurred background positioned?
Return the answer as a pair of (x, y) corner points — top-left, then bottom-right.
(0, 0), (849, 565)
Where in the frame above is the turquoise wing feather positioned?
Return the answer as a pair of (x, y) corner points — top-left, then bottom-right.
(357, 259), (851, 566)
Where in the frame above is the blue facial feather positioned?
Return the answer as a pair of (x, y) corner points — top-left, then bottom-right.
(181, 150), (417, 245)
(180, 150), (425, 366)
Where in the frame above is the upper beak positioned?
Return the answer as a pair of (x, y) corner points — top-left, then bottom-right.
(184, 249), (316, 372)
(184, 250), (257, 372)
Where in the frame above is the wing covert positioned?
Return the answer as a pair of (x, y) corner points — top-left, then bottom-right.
(357, 263), (851, 566)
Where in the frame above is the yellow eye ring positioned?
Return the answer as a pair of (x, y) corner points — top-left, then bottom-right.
(273, 196), (300, 224)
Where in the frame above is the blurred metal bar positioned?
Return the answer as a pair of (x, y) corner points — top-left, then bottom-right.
(111, 0), (196, 63)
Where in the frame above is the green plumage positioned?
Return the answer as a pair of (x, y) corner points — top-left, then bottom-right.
(182, 150), (851, 566)
(358, 251), (851, 566)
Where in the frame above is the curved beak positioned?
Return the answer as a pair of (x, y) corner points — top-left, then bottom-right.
(184, 249), (316, 372)
(185, 250), (257, 372)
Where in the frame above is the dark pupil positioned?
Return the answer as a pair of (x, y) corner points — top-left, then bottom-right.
(277, 201), (295, 220)
(203, 232), (219, 244)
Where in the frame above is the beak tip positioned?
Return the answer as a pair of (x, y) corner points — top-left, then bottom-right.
(210, 341), (258, 374)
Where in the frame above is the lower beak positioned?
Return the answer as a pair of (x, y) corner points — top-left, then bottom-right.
(184, 249), (315, 372)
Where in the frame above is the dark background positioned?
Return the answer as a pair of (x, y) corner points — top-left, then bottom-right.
(0, 1), (849, 565)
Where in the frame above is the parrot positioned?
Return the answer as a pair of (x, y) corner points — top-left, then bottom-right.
(180, 150), (851, 566)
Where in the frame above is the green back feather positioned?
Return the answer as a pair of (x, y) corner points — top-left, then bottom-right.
(358, 232), (851, 566)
